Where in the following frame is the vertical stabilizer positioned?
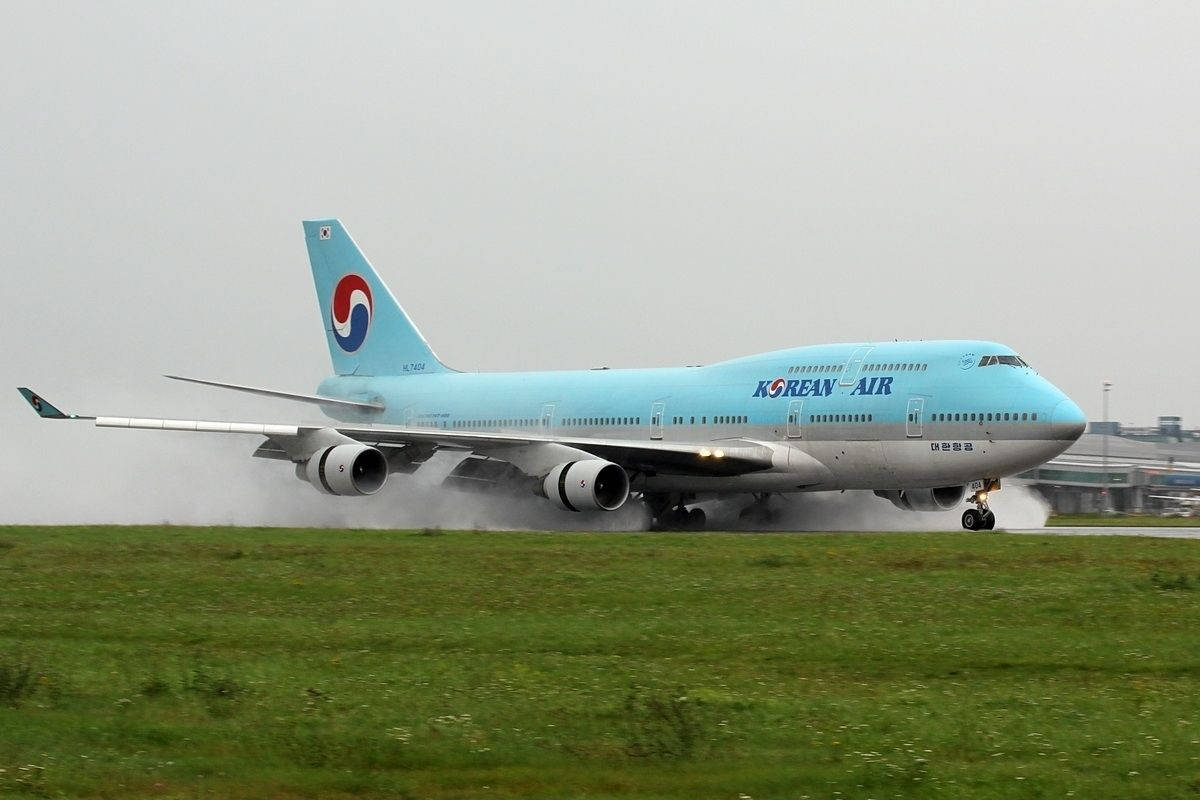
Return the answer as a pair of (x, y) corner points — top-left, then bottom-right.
(303, 219), (452, 376)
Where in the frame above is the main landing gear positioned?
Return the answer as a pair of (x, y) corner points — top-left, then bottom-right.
(738, 493), (780, 527)
(961, 479), (1000, 531)
(645, 493), (707, 531)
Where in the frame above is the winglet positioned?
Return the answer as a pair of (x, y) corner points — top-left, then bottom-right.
(17, 388), (79, 419)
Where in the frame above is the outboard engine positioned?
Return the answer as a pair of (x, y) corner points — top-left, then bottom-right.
(875, 486), (966, 512)
(301, 444), (388, 496)
(541, 460), (630, 512)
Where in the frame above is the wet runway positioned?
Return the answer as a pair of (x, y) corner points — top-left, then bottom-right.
(1011, 526), (1200, 538)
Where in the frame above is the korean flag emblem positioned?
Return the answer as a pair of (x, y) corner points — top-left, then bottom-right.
(319, 226), (332, 240)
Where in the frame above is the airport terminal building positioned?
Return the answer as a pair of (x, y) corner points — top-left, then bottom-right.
(1018, 416), (1200, 513)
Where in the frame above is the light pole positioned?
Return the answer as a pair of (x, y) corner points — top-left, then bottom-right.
(1102, 380), (1112, 513)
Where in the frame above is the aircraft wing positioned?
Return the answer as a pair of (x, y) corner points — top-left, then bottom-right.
(17, 388), (795, 479)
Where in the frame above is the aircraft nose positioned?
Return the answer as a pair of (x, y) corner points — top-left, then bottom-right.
(1050, 397), (1087, 441)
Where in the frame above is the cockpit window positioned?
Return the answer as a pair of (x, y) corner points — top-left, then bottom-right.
(979, 355), (1030, 368)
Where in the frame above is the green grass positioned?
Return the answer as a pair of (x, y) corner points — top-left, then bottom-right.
(2, 526), (1200, 798)
(1048, 513), (1200, 527)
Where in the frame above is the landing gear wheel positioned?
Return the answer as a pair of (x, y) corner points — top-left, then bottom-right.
(738, 494), (778, 528)
(651, 505), (701, 531)
(963, 478), (1000, 531)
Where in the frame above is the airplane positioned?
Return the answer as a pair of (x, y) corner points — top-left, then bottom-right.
(19, 219), (1087, 531)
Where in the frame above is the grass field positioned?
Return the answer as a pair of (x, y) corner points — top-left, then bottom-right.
(1047, 513), (1200, 527)
(2, 526), (1200, 799)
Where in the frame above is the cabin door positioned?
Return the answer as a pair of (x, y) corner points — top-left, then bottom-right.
(840, 346), (872, 387)
(786, 399), (804, 439)
(906, 397), (924, 438)
(650, 402), (666, 440)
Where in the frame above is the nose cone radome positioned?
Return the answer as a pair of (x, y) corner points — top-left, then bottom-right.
(1051, 398), (1087, 441)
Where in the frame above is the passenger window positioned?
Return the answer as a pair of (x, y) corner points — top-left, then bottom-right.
(1021, 413), (1027, 421)
(690, 416), (695, 424)
(1031, 413), (1037, 421)
(868, 414), (872, 421)
(1004, 413), (1010, 421)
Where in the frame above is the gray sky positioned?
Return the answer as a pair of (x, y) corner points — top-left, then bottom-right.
(3, 3), (1197, 523)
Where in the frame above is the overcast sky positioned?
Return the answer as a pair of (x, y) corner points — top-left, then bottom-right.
(3, 3), (1197, 524)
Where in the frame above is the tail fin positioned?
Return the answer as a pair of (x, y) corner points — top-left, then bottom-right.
(303, 219), (452, 376)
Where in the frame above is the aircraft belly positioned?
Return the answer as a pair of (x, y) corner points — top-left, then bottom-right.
(807, 440), (895, 489)
(880, 439), (1067, 488)
(636, 472), (812, 493)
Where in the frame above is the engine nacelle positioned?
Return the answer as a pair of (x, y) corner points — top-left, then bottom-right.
(302, 444), (388, 496)
(875, 485), (966, 512)
(542, 460), (630, 512)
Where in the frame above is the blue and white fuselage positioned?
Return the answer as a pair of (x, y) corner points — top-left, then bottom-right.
(318, 339), (1085, 496)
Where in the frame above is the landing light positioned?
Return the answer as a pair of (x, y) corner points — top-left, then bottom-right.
(714, 449), (726, 459)
(978, 492), (989, 503)
(699, 448), (712, 458)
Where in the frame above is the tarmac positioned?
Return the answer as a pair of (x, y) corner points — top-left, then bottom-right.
(1012, 526), (1200, 538)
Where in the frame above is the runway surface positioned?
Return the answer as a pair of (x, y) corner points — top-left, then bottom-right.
(1012, 526), (1200, 538)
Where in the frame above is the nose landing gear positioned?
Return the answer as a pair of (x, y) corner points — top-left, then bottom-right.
(962, 479), (1000, 531)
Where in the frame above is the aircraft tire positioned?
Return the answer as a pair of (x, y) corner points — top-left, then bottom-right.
(962, 509), (982, 530)
(980, 510), (996, 530)
(687, 507), (707, 531)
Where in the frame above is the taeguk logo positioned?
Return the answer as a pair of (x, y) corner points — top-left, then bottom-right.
(331, 274), (373, 352)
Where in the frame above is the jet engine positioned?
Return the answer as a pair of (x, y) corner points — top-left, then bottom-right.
(542, 460), (630, 512)
(874, 486), (965, 512)
(301, 444), (389, 496)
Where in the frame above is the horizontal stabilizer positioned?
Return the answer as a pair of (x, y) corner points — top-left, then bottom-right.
(165, 375), (384, 412)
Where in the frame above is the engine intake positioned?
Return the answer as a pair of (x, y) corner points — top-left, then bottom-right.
(303, 444), (388, 496)
(542, 460), (629, 512)
(875, 485), (965, 512)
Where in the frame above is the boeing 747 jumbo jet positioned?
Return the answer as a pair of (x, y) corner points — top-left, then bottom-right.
(20, 220), (1086, 530)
